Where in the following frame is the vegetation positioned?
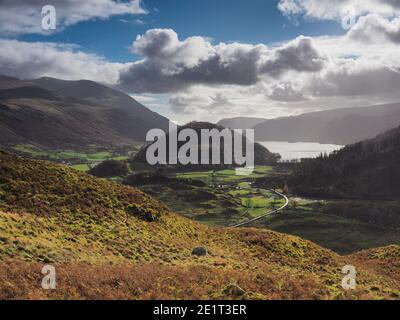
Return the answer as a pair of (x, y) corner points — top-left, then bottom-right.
(89, 160), (130, 178)
(290, 125), (400, 199)
(1, 150), (399, 299)
(11, 144), (141, 173)
(126, 167), (281, 227)
(129, 165), (399, 254)
(258, 200), (400, 254)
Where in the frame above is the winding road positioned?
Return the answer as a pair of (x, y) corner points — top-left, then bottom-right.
(229, 189), (289, 228)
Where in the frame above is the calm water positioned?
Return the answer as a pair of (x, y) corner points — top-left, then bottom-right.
(259, 141), (344, 161)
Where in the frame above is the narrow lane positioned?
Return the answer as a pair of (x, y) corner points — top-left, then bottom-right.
(229, 189), (289, 228)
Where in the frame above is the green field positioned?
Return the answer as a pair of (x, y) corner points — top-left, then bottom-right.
(12, 144), (141, 172)
(177, 166), (273, 184)
(138, 167), (281, 227)
(19, 148), (396, 255)
(70, 164), (91, 172)
(137, 166), (400, 254)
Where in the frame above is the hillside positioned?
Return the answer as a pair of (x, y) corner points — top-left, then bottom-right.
(218, 117), (267, 130)
(254, 103), (400, 145)
(290, 125), (400, 200)
(133, 121), (280, 168)
(0, 76), (169, 150)
(0, 150), (399, 299)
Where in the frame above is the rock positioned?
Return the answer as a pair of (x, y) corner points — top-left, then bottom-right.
(125, 204), (159, 222)
(223, 283), (246, 297)
(192, 247), (207, 257)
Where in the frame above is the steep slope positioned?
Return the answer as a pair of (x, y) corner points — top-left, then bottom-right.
(218, 117), (267, 130)
(0, 150), (398, 299)
(0, 76), (169, 149)
(254, 103), (400, 145)
(290, 126), (400, 200)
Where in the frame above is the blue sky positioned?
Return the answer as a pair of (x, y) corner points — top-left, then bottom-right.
(20, 0), (343, 63)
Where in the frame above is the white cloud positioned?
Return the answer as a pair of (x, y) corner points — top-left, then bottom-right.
(278, 0), (400, 21)
(347, 14), (400, 44)
(0, 0), (146, 35)
(0, 39), (127, 83)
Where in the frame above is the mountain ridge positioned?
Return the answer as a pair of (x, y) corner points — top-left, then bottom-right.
(0, 75), (169, 150)
(219, 103), (400, 145)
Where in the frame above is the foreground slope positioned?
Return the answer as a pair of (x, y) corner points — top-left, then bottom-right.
(0, 151), (398, 299)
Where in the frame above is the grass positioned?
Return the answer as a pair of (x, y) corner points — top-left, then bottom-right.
(0, 151), (399, 300)
(11, 144), (136, 172)
(176, 166), (273, 184)
(255, 201), (400, 255)
(138, 167), (281, 227)
(140, 167), (400, 255)
(70, 164), (91, 172)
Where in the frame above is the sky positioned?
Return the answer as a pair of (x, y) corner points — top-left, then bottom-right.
(1, 0), (400, 123)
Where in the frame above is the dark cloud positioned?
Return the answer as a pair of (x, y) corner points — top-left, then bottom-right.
(261, 37), (326, 77)
(118, 29), (326, 93)
(269, 83), (309, 102)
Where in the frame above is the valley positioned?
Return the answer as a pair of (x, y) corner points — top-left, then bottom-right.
(0, 75), (399, 300)
(2, 0), (400, 303)
(125, 165), (400, 255)
(0, 150), (399, 300)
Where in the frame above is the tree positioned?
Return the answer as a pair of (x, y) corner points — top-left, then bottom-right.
(89, 160), (129, 178)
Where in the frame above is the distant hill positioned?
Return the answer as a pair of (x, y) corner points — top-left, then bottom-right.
(133, 121), (280, 168)
(290, 125), (400, 200)
(217, 117), (267, 130)
(254, 103), (400, 145)
(0, 76), (169, 150)
(0, 150), (399, 299)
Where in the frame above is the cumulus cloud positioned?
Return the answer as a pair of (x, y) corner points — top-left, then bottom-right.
(0, 39), (126, 83)
(0, 0), (146, 35)
(347, 14), (400, 44)
(261, 36), (326, 76)
(269, 83), (309, 102)
(118, 29), (326, 93)
(307, 56), (400, 97)
(278, 0), (400, 21)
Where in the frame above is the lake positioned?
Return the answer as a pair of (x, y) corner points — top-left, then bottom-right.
(259, 141), (344, 161)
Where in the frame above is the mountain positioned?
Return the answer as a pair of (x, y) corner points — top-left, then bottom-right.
(254, 103), (400, 145)
(290, 125), (400, 200)
(0, 150), (399, 299)
(133, 121), (280, 167)
(0, 76), (169, 150)
(217, 117), (267, 130)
